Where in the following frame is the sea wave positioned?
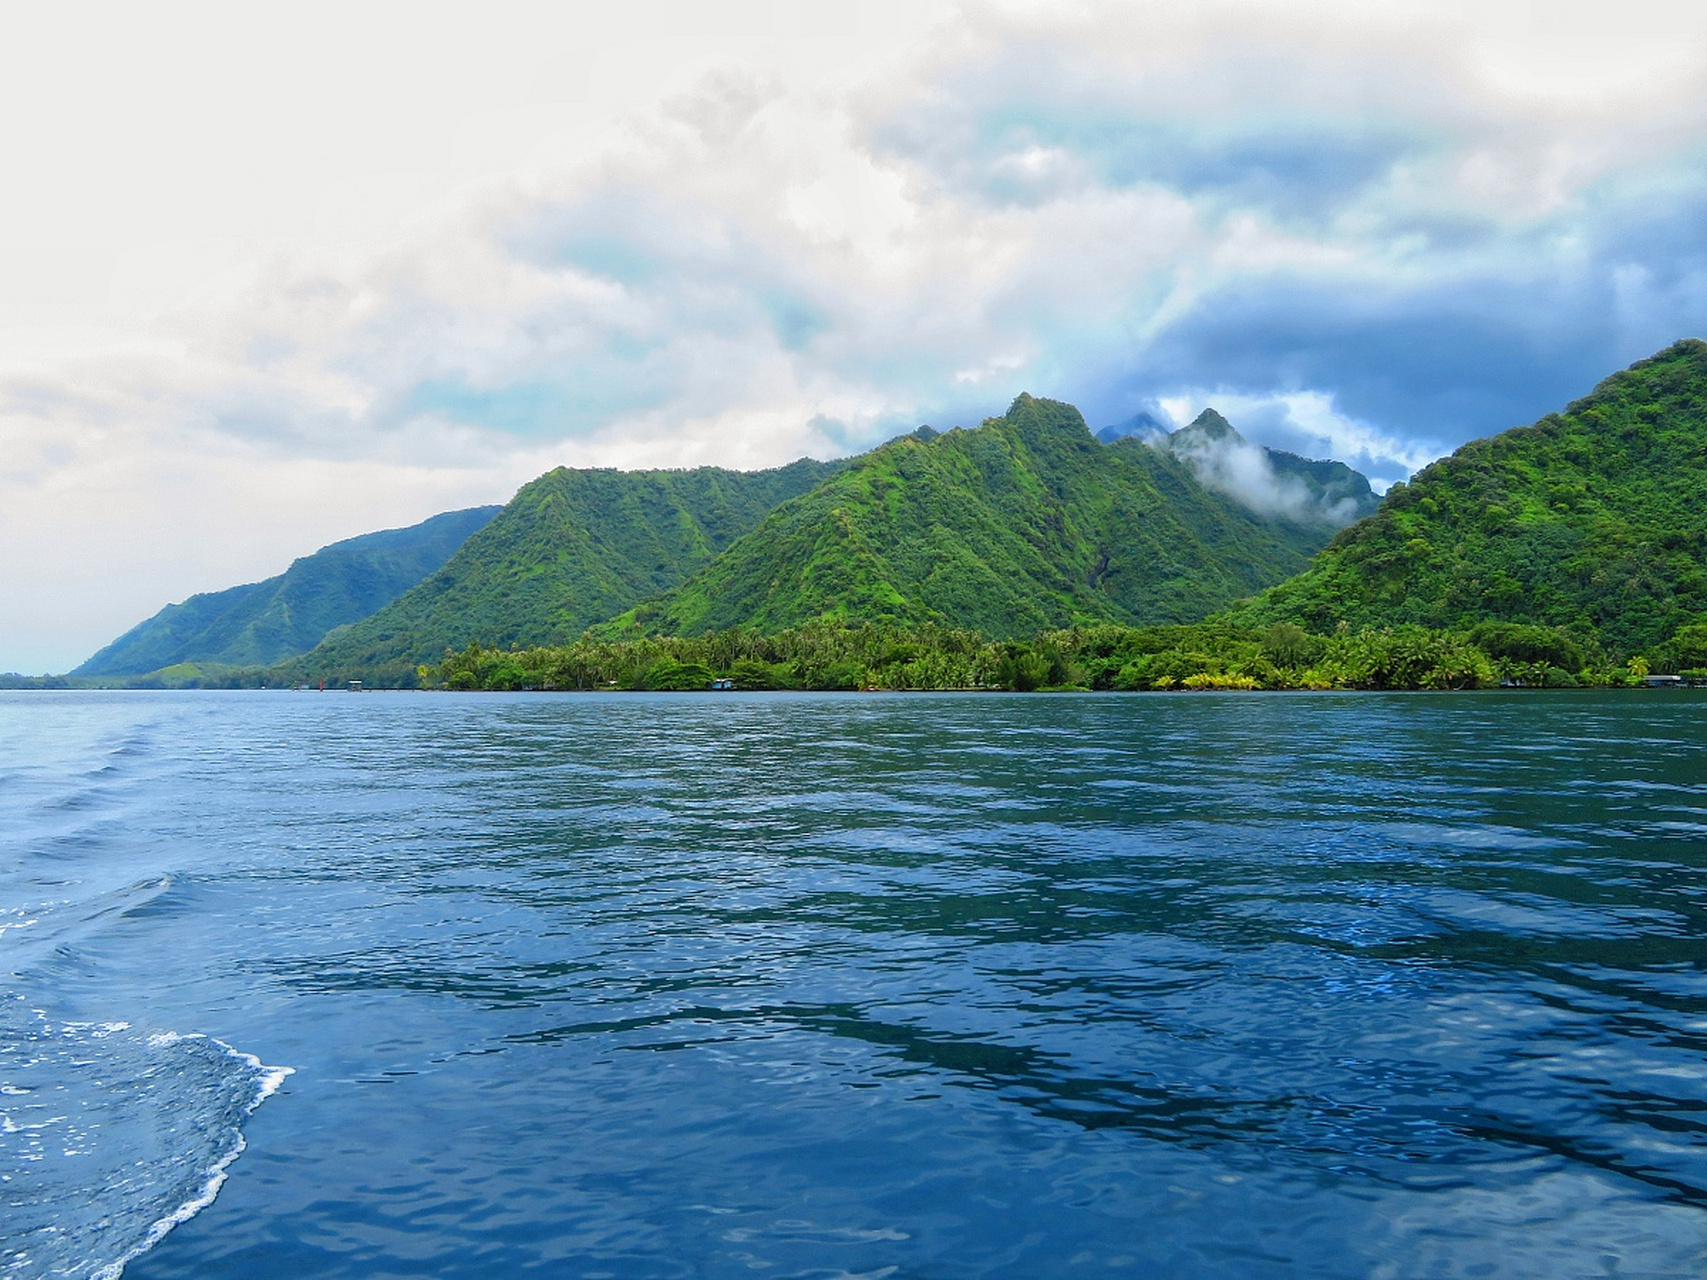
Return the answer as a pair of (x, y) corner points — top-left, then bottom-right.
(0, 997), (290, 1280)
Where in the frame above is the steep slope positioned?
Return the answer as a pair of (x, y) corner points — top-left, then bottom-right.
(74, 506), (500, 675)
(1239, 339), (1707, 653)
(293, 457), (844, 677)
(619, 395), (1329, 638)
(1103, 408), (1378, 525)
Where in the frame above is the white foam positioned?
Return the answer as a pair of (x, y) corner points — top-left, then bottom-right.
(91, 1134), (247, 1280)
(63, 1019), (131, 1037)
(89, 1034), (294, 1280)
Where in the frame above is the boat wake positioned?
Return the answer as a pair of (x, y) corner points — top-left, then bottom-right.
(0, 997), (290, 1279)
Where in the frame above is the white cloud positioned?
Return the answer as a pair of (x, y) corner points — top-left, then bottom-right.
(1158, 389), (1436, 490)
(1165, 429), (1363, 525)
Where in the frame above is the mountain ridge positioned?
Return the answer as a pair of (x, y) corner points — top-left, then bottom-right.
(287, 456), (848, 681)
(74, 505), (501, 675)
(610, 394), (1335, 639)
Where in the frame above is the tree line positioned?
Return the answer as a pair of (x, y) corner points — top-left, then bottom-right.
(419, 618), (1705, 693)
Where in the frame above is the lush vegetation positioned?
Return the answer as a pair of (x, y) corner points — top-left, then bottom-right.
(610, 396), (1333, 639)
(73, 506), (499, 675)
(1238, 340), (1707, 654)
(418, 618), (1668, 693)
(33, 611), (1697, 691)
(282, 457), (845, 684)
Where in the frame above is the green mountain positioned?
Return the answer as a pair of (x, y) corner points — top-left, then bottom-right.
(74, 506), (500, 676)
(616, 394), (1332, 638)
(290, 457), (845, 680)
(1103, 408), (1379, 526)
(1237, 338), (1707, 654)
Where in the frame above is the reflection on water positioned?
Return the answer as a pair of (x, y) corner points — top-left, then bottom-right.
(1, 690), (1704, 1277)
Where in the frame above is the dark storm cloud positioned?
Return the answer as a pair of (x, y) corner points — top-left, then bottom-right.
(1109, 171), (1707, 448)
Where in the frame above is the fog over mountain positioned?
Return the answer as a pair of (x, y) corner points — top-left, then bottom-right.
(1100, 409), (1379, 527)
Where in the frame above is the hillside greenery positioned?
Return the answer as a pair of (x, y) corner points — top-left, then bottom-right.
(283, 457), (844, 685)
(416, 618), (1666, 694)
(73, 506), (500, 675)
(40, 608), (1695, 692)
(610, 396), (1333, 639)
(1237, 339), (1707, 654)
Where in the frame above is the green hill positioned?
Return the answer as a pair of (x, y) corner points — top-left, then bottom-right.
(289, 457), (845, 681)
(616, 395), (1332, 638)
(74, 506), (500, 675)
(1237, 338), (1707, 654)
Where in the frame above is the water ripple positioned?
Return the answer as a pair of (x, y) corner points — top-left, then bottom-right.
(1, 689), (1704, 1277)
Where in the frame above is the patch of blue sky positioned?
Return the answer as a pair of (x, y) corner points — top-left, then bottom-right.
(965, 279), (1185, 409)
(804, 410), (890, 455)
(213, 404), (299, 444)
(763, 293), (829, 351)
(505, 189), (690, 282)
(1372, 207), (1507, 256)
(813, 382), (1044, 455)
(541, 232), (663, 287)
(814, 334), (982, 396)
(508, 197), (834, 356)
(805, 413), (863, 454)
(1579, 167), (1707, 290)
(919, 93), (1431, 220)
(400, 374), (672, 439)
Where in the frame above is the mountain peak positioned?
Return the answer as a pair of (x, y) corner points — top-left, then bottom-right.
(999, 394), (1097, 453)
(615, 393), (1325, 639)
(1155, 409), (1376, 527)
(1173, 409), (1243, 448)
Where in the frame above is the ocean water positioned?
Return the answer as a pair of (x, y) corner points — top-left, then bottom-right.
(1, 689), (1704, 1278)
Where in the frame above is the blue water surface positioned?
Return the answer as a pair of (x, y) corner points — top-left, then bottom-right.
(2, 689), (1705, 1277)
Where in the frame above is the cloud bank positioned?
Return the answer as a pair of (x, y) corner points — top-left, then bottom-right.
(5, 0), (1707, 670)
(1165, 428), (1365, 527)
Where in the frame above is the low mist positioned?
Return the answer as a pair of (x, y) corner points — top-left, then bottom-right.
(1164, 431), (1363, 526)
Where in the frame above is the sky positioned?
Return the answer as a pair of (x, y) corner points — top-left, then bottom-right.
(4, 0), (1707, 673)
